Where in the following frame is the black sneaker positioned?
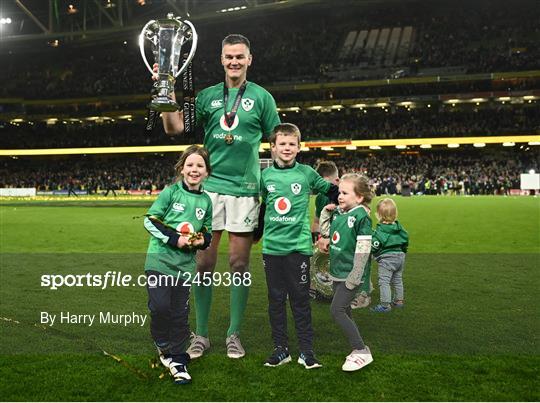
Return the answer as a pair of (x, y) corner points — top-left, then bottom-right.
(264, 346), (291, 367)
(298, 351), (322, 369)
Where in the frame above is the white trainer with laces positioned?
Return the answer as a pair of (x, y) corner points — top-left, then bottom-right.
(154, 342), (172, 368)
(342, 346), (373, 372)
(186, 333), (210, 359)
(226, 333), (245, 359)
(169, 361), (191, 385)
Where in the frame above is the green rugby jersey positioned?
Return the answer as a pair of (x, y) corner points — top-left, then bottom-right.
(144, 182), (212, 277)
(196, 81), (280, 196)
(329, 205), (372, 280)
(261, 162), (331, 255)
(372, 221), (409, 257)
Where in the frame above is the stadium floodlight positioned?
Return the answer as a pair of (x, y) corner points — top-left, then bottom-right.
(498, 96), (511, 101)
(301, 146), (310, 151)
(502, 142), (515, 147)
(369, 146), (382, 150)
(376, 102), (388, 107)
(473, 143), (486, 148)
(471, 98), (486, 103)
(395, 145), (407, 149)
(529, 169), (536, 174)
(528, 142), (540, 146)
(420, 144), (432, 149)
(0, 17), (12, 24)
(445, 99), (460, 104)
(448, 143), (460, 148)
(523, 95), (536, 100)
(321, 146), (334, 151)
(346, 145), (357, 150)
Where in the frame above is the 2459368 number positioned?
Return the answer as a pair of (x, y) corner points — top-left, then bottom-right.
(185, 271), (252, 287)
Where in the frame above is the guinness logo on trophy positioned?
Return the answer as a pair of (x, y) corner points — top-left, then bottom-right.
(139, 13), (198, 112)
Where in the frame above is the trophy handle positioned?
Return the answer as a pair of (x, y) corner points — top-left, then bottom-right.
(139, 19), (157, 76)
(174, 19), (198, 78)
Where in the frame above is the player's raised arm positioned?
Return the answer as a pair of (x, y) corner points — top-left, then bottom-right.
(162, 106), (185, 136)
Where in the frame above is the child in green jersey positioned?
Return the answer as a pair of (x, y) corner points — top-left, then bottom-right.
(309, 161), (340, 301)
(311, 161), (340, 242)
(260, 123), (339, 369)
(143, 145), (213, 385)
(318, 173), (375, 372)
(370, 198), (409, 313)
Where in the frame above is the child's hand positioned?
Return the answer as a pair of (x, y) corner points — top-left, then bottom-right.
(318, 237), (330, 253)
(324, 203), (337, 211)
(189, 232), (204, 248)
(176, 235), (190, 248)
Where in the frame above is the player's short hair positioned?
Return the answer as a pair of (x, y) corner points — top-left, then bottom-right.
(341, 173), (374, 206)
(315, 161), (339, 179)
(222, 34), (251, 51)
(174, 145), (212, 178)
(269, 123), (301, 145)
(376, 198), (398, 222)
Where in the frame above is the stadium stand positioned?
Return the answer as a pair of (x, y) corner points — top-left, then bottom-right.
(1, 149), (538, 195)
(0, 0), (539, 195)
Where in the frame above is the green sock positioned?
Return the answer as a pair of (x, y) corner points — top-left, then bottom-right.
(227, 284), (250, 337)
(193, 283), (212, 337)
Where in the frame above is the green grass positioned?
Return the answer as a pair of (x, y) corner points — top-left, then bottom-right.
(1, 196), (539, 401)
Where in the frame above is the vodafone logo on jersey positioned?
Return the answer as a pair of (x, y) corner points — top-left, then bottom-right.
(331, 231), (340, 244)
(274, 197), (291, 215)
(219, 114), (239, 131)
(177, 222), (195, 235)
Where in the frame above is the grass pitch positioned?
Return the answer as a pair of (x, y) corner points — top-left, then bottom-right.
(0, 196), (539, 401)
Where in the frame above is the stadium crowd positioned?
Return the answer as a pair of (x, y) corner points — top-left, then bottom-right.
(0, 0), (538, 100)
(1, 104), (538, 149)
(1, 150), (537, 196)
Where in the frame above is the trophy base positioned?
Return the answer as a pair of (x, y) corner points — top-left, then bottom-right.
(149, 97), (180, 112)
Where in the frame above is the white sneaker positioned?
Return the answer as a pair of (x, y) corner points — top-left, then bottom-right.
(226, 333), (245, 359)
(169, 361), (191, 384)
(186, 333), (210, 359)
(342, 346), (373, 372)
(159, 353), (172, 369)
(154, 342), (172, 368)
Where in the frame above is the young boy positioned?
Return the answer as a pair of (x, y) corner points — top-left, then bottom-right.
(370, 198), (409, 313)
(311, 161), (340, 242)
(259, 123), (338, 369)
(309, 161), (340, 301)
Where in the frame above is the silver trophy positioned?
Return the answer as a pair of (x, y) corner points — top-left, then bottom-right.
(139, 13), (198, 112)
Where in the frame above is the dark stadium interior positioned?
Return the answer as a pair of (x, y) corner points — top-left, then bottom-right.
(1, 0), (539, 193)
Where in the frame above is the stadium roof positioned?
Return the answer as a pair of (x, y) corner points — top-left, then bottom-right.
(0, 0), (422, 47)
